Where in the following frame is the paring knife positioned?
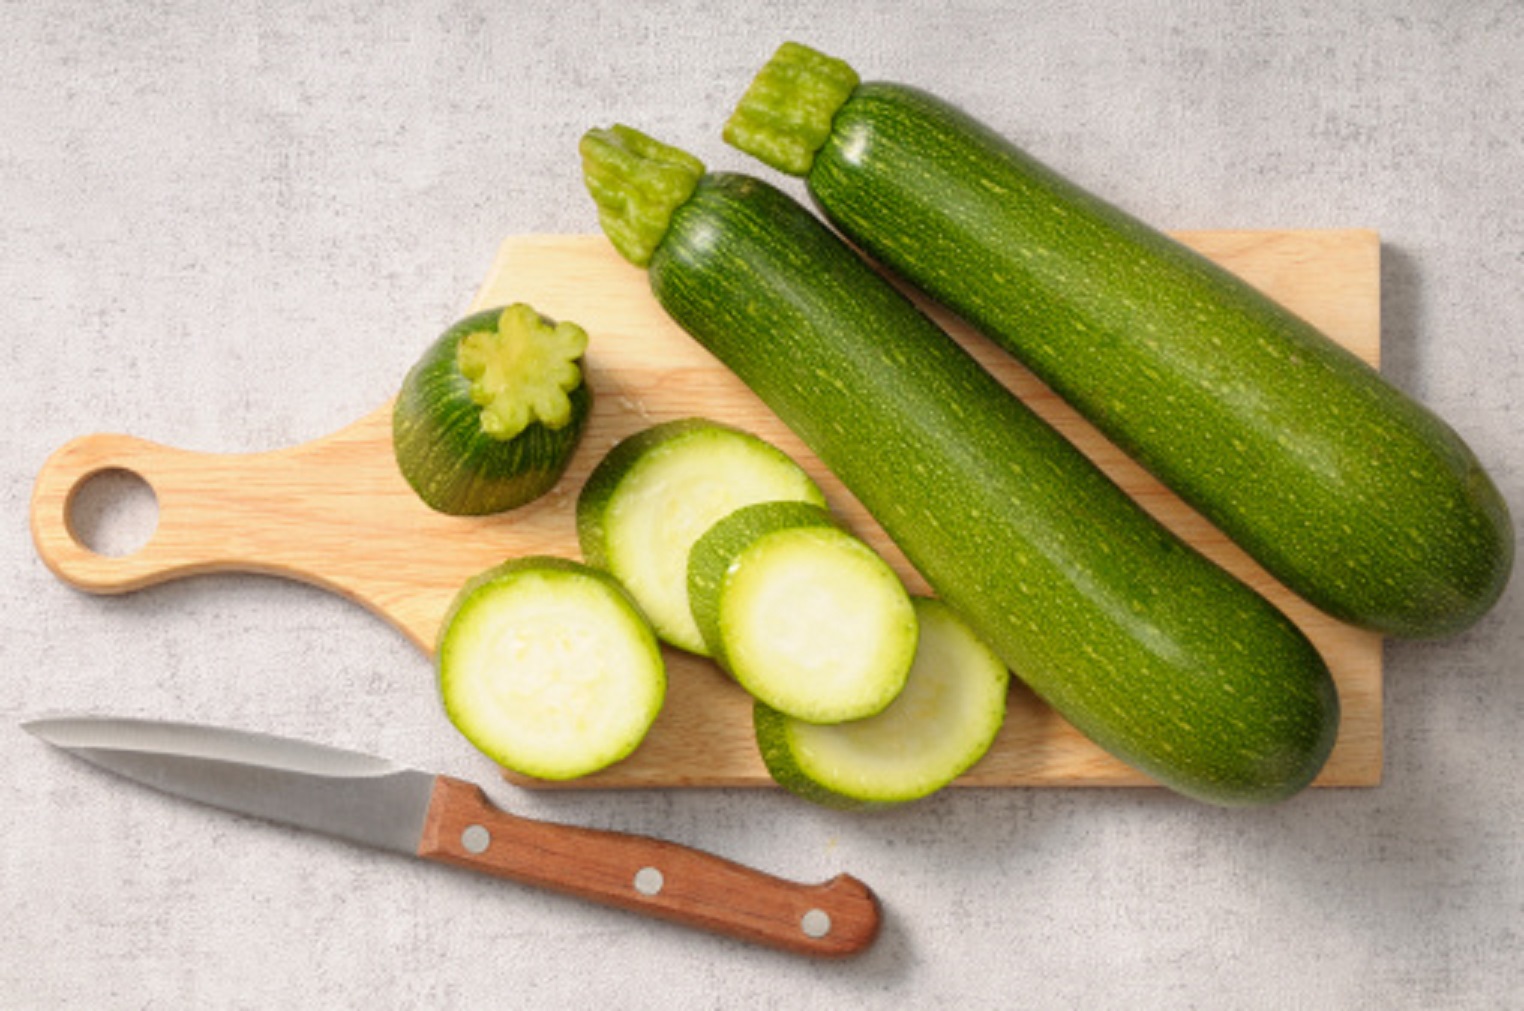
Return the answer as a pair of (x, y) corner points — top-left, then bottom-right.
(23, 715), (881, 957)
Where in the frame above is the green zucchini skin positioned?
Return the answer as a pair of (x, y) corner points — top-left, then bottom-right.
(393, 308), (592, 516)
(649, 172), (1338, 806)
(801, 81), (1512, 639)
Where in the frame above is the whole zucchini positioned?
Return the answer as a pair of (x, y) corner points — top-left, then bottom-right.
(579, 124), (1338, 806)
(724, 42), (1513, 639)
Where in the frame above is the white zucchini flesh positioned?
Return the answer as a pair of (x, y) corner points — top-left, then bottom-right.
(438, 559), (665, 780)
(756, 597), (1009, 807)
(718, 525), (916, 723)
(581, 421), (824, 655)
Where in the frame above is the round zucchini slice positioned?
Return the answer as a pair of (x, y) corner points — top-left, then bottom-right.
(755, 597), (1009, 809)
(437, 556), (665, 780)
(688, 501), (917, 724)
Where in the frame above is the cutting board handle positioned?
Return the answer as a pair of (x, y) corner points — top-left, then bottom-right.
(28, 423), (404, 604)
(31, 432), (261, 594)
(27, 407), (526, 656)
(26, 404), (558, 655)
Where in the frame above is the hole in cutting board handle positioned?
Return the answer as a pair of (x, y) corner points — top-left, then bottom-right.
(66, 467), (160, 558)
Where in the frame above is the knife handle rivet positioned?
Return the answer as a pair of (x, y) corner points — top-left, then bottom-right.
(461, 824), (491, 854)
(800, 908), (832, 939)
(632, 866), (664, 896)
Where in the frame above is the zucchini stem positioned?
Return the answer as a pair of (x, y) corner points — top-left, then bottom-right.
(722, 41), (860, 177)
(579, 125), (705, 266)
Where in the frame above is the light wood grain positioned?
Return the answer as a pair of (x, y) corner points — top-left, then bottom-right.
(418, 775), (881, 956)
(30, 230), (1383, 791)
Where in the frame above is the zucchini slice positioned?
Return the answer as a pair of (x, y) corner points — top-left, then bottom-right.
(577, 418), (825, 655)
(393, 303), (592, 516)
(756, 597), (1009, 809)
(688, 501), (917, 724)
(437, 556), (664, 780)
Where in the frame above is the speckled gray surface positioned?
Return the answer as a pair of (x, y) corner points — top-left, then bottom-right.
(4, 2), (1522, 1007)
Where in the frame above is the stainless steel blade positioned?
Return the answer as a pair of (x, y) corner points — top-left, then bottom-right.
(23, 716), (435, 854)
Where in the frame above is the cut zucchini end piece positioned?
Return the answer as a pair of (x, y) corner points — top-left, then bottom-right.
(579, 125), (705, 267)
(392, 306), (592, 517)
(723, 41), (860, 177)
(457, 303), (589, 441)
(437, 557), (666, 781)
(576, 419), (825, 655)
(756, 597), (1010, 809)
(718, 522), (917, 724)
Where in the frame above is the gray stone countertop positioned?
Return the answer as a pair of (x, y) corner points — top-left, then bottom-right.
(3, 3), (1521, 1007)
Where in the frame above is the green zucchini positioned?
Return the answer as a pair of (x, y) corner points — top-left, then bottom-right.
(577, 418), (826, 655)
(755, 596), (1010, 809)
(393, 303), (592, 516)
(687, 501), (917, 724)
(437, 555), (665, 780)
(578, 125), (1338, 806)
(724, 42), (1513, 639)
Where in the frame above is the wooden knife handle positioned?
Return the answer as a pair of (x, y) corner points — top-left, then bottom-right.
(417, 776), (881, 957)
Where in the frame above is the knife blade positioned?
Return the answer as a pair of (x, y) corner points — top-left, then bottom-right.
(23, 715), (880, 957)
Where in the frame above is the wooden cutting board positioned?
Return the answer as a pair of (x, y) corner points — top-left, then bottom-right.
(31, 230), (1383, 790)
